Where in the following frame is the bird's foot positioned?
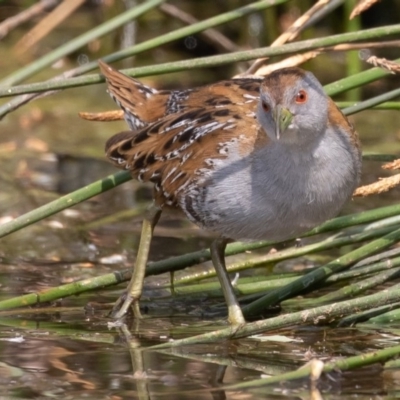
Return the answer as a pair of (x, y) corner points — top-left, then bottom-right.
(227, 304), (246, 326)
(110, 292), (142, 320)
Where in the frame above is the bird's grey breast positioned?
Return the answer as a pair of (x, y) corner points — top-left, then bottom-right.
(183, 130), (360, 242)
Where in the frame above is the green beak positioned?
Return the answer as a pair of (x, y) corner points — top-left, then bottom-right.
(273, 106), (293, 140)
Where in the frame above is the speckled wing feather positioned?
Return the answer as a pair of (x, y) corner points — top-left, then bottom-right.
(99, 60), (262, 130)
(98, 60), (170, 129)
(105, 105), (262, 207)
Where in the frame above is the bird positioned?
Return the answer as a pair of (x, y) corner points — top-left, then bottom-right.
(98, 60), (263, 130)
(100, 61), (362, 325)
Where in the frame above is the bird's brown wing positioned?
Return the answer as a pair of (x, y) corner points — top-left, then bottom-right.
(105, 105), (264, 206)
(99, 60), (263, 129)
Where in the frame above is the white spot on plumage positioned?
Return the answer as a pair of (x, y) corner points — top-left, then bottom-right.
(164, 119), (191, 132)
(162, 166), (177, 184)
(150, 171), (161, 179)
(170, 171), (185, 184)
(175, 178), (191, 194)
(181, 151), (192, 164)
(243, 94), (257, 99)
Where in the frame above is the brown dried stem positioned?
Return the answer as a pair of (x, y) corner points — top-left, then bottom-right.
(254, 40), (400, 76)
(245, 0), (338, 75)
(383, 159), (400, 170)
(350, 0), (381, 20)
(159, 3), (240, 53)
(0, 0), (59, 40)
(79, 110), (124, 122)
(354, 175), (400, 197)
(14, 0), (86, 55)
(360, 50), (400, 74)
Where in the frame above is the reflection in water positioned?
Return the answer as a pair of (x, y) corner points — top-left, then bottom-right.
(0, 319), (392, 399)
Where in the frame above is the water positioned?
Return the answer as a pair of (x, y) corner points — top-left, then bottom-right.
(0, 315), (396, 399)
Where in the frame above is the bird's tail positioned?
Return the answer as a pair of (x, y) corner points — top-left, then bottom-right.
(98, 60), (159, 130)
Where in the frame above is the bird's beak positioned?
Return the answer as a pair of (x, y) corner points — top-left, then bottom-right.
(273, 105), (293, 140)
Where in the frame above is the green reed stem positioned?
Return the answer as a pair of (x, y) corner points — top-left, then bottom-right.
(284, 266), (400, 308)
(0, 171), (131, 238)
(1, 28), (400, 99)
(174, 220), (400, 285)
(0, 0), (166, 87)
(224, 343), (400, 390)
(150, 282), (400, 348)
(338, 102), (400, 110)
(343, 87), (400, 115)
(344, 0), (362, 102)
(0, 222), (398, 311)
(242, 226), (400, 317)
(0, 0), (289, 89)
(338, 302), (400, 326)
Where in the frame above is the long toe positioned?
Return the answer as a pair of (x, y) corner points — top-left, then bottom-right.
(110, 293), (136, 319)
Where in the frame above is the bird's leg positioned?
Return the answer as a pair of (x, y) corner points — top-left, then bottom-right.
(111, 202), (162, 319)
(210, 237), (245, 325)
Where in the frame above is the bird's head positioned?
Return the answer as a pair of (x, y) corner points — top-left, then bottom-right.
(256, 68), (329, 146)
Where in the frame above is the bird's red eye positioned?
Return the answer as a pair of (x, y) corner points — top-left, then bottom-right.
(262, 101), (270, 112)
(295, 90), (307, 104)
